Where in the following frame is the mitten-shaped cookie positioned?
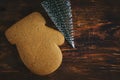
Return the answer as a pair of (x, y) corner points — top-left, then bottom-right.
(5, 12), (64, 75)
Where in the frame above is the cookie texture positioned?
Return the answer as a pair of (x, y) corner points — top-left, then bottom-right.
(5, 12), (64, 75)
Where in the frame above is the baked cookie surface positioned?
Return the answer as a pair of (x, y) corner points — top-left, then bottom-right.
(5, 12), (64, 75)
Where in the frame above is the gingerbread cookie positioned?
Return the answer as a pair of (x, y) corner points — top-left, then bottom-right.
(5, 12), (64, 75)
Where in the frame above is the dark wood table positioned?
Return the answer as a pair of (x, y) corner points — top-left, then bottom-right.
(0, 0), (120, 80)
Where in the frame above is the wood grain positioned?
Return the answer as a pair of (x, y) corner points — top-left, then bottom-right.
(0, 0), (120, 80)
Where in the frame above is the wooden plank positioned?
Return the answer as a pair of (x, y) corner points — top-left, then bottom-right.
(0, 0), (120, 80)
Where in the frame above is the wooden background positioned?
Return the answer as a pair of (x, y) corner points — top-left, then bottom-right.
(0, 0), (120, 80)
